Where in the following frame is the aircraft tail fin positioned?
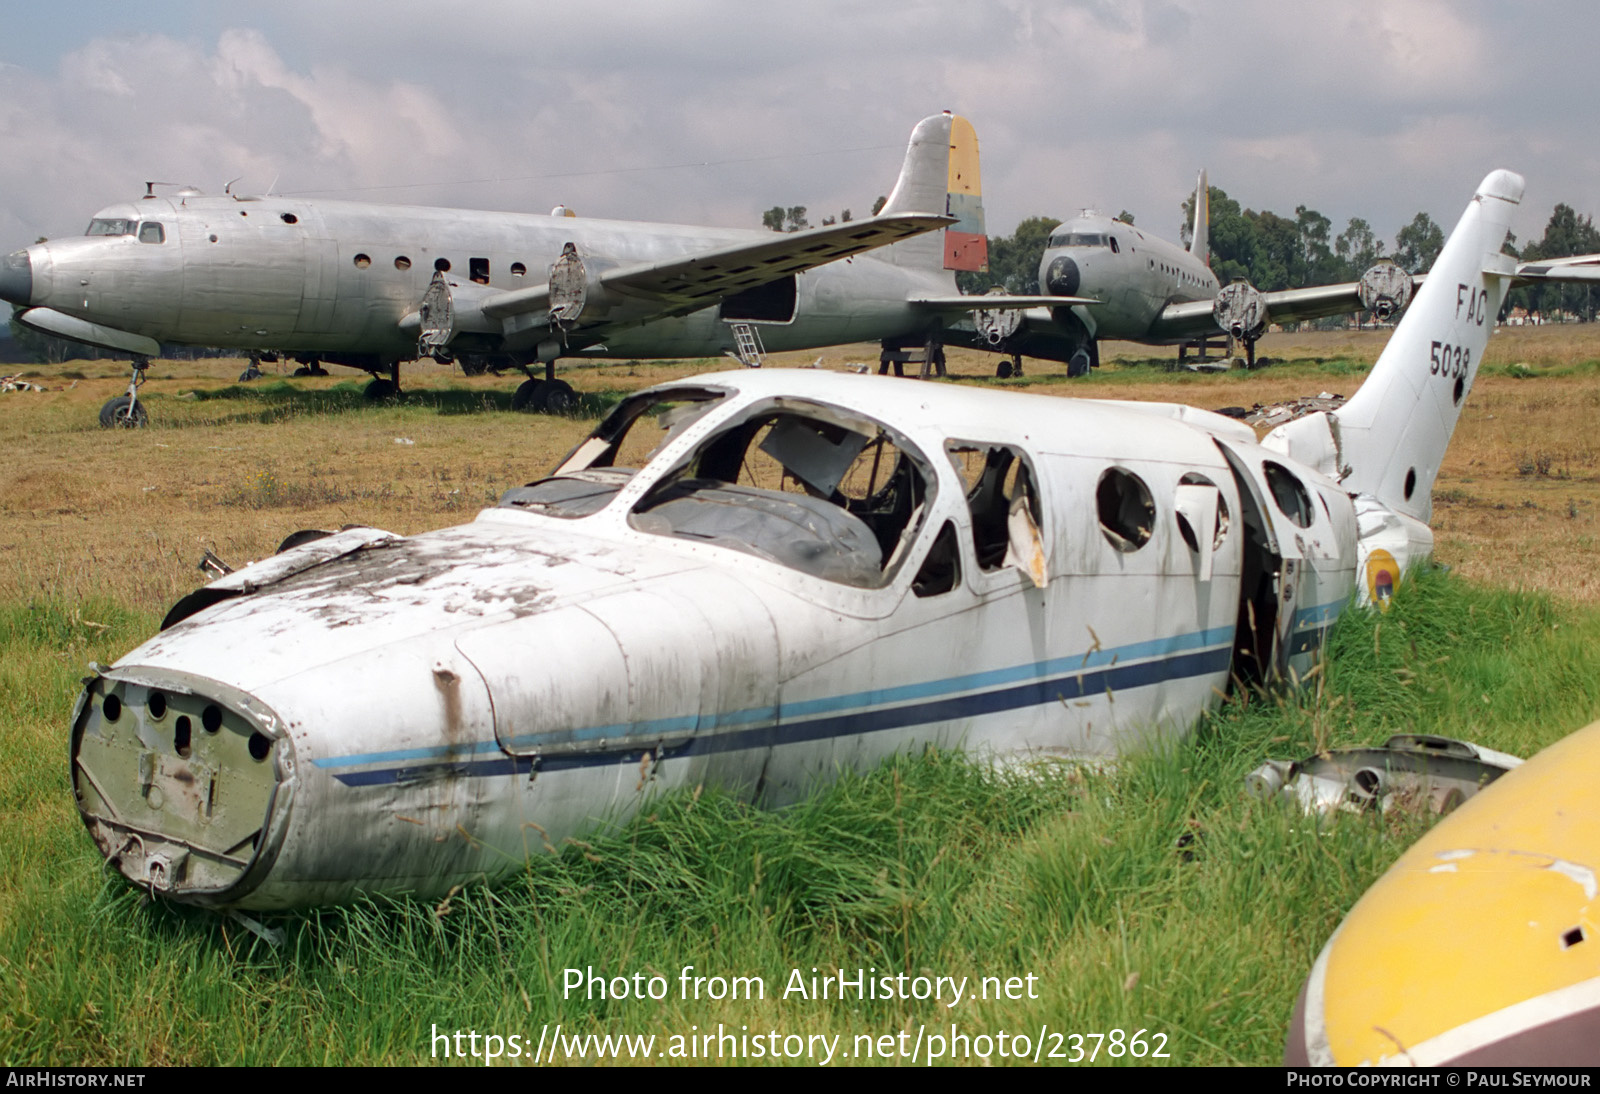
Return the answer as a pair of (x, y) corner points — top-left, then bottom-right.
(879, 112), (987, 273)
(1189, 170), (1209, 265)
(1265, 170), (1523, 523)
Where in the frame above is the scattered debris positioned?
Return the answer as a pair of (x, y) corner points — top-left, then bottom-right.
(1247, 734), (1522, 816)
(0, 374), (46, 392)
(1216, 393), (1346, 429)
(394, 437), (415, 445)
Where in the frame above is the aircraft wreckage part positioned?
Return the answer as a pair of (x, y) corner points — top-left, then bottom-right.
(1212, 281), (1267, 340)
(1246, 734), (1521, 817)
(1044, 254), (1081, 297)
(1357, 260), (1414, 320)
(1288, 719), (1600, 1066)
(72, 667), (292, 904)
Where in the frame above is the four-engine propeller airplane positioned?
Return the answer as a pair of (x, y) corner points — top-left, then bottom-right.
(956, 170), (1420, 376)
(958, 171), (1600, 378)
(1, 113), (1077, 425)
(70, 167), (1550, 910)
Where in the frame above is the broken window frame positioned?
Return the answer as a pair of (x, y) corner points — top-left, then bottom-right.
(1096, 465), (1157, 553)
(498, 386), (731, 519)
(625, 396), (938, 589)
(945, 439), (1049, 588)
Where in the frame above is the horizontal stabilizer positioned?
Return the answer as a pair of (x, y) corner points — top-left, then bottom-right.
(1515, 254), (1600, 283)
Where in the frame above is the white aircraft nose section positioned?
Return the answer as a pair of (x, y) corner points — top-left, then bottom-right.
(1477, 169), (1525, 205)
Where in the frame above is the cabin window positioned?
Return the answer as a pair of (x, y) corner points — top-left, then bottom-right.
(137, 222), (165, 244)
(1175, 472), (1230, 551)
(947, 442), (1047, 581)
(86, 218), (136, 237)
(626, 399), (934, 587)
(434, 258), (451, 273)
(394, 256), (412, 270)
(1263, 461), (1314, 528)
(1109, 237), (1120, 254)
(1096, 467), (1155, 552)
(510, 262), (527, 277)
(470, 257), (490, 285)
(353, 253), (372, 269)
(280, 213), (299, 225)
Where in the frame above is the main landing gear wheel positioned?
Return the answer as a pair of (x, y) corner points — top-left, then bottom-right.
(540, 379), (577, 414)
(1067, 348), (1093, 378)
(995, 354), (1024, 379)
(512, 378), (577, 414)
(363, 378), (398, 401)
(511, 379), (546, 412)
(99, 395), (148, 429)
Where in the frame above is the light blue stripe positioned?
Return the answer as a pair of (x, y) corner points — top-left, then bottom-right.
(312, 624), (1237, 770)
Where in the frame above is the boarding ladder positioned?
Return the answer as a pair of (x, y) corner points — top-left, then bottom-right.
(728, 322), (766, 368)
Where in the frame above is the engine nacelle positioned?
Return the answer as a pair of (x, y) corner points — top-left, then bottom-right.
(1357, 260), (1414, 321)
(548, 242), (613, 327)
(415, 271), (504, 357)
(1212, 279), (1267, 340)
(971, 289), (1022, 346)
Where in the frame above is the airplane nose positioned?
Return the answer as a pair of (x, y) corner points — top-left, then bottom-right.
(1044, 254), (1079, 296)
(0, 249), (33, 306)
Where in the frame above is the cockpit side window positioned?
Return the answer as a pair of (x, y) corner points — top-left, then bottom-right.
(947, 442), (1048, 585)
(86, 218), (136, 237)
(138, 222), (166, 244)
(628, 400), (933, 587)
(497, 387), (727, 519)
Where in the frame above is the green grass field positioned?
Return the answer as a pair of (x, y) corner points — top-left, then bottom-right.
(4, 330), (1600, 1065)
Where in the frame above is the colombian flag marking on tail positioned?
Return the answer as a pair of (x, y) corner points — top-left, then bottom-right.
(944, 116), (987, 272)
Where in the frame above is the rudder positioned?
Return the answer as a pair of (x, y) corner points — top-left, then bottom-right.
(879, 112), (986, 273)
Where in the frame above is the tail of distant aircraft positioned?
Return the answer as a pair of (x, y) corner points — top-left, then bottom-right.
(879, 112), (987, 274)
(1265, 170), (1523, 523)
(1189, 170), (1209, 266)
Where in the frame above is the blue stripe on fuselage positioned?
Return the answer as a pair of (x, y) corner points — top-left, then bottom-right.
(327, 640), (1235, 786)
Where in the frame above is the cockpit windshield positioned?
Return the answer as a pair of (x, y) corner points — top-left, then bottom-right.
(497, 387), (729, 519)
(85, 218), (137, 237)
(1048, 232), (1108, 248)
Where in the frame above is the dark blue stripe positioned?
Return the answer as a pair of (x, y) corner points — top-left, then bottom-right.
(332, 645), (1231, 787)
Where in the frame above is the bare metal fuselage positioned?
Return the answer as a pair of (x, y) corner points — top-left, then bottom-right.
(21, 193), (951, 365)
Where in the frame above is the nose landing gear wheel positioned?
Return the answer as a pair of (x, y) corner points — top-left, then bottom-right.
(99, 395), (148, 428)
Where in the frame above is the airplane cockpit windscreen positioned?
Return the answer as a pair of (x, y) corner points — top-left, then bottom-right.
(86, 218), (138, 237)
(627, 399), (933, 587)
(498, 387), (728, 519)
(1048, 231), (1108, 248)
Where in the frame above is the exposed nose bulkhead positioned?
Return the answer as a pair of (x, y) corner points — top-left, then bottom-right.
(1044, 253), (1080, 296)
(0, 249), (33, 307)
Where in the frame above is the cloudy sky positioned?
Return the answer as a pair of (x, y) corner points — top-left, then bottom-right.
(2, 0), (1596, 253)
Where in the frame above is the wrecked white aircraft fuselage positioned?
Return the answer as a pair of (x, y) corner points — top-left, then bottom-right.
(71, 169), (1531, 909)
(71, 370), (1359, 909)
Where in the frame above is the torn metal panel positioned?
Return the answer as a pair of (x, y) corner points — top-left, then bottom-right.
(1247, 734), (1522, 816)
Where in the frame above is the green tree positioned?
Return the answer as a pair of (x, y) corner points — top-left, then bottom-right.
(1334, 217), (1386, 277)
(1512, 204), (1600, 320)
(871, 195), (887, 216)
(1394, 212), (1445, 274)
(955, 215), (1061, 294)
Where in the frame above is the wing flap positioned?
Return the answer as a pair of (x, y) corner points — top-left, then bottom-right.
(910, 293), (1098, 311)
